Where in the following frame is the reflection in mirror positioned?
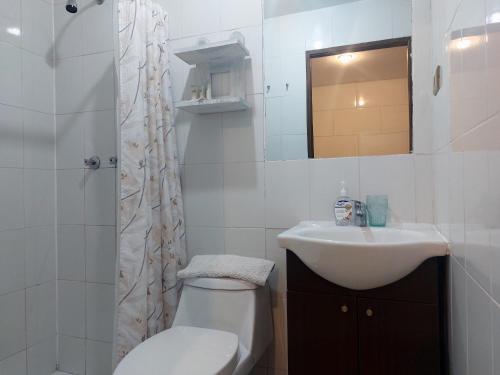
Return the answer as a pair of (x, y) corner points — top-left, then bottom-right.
(263, 0), (412, 161)
(308, 39), (412, 158)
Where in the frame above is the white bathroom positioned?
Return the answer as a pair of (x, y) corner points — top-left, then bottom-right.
(0, 0), (498, 374)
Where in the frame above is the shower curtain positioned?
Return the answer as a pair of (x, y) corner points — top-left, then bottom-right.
(114, 0), (186, 365)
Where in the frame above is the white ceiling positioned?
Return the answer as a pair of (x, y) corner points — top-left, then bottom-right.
(311, 46), (409, 87)
(264, 0), (360, 18)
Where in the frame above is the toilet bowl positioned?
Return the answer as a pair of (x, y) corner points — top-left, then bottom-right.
(114, 277), (274, 375)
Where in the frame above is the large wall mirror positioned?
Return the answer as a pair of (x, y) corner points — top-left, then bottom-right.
(264, 0), (413, 161)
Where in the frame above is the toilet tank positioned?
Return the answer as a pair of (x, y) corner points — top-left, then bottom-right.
(172, 278), (273, 366)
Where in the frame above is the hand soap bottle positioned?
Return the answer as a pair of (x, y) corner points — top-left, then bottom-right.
(334, 181), (353, 226)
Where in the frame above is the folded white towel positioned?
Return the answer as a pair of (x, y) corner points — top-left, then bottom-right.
(177, 255), (275, 286)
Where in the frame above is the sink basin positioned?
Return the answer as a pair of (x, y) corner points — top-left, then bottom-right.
(277, 221), (448, 290)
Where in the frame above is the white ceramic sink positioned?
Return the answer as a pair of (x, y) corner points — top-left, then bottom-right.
(277, 221), (448, 290)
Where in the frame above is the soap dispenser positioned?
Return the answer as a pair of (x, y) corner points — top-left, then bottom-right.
(334, 181), (353, 226)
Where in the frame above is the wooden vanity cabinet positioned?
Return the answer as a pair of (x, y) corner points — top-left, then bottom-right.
(286, 251), (448, 375)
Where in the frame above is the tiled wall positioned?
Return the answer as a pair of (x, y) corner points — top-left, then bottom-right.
(53, 0), (117, 374)
(167, 0), (433, 374)
(0, 0), (57, 373)
(430, 0), (500, 374)
(263, 0), (412, 161)
(312, 79), (410, 158)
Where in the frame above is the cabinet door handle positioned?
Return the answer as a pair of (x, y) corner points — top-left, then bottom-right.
(340, 305), (349, 313)
(366, 308), (374, 317)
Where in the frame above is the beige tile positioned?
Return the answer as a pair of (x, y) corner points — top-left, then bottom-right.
(358, 132), (410, 156)
(334, 107), (381, 135)
(312, 83), (356, 110)
(314, 136), (358, 158)
(381, 105), (410, 133)
(356, 78), (408, 107)
(312, 110), (334, 136)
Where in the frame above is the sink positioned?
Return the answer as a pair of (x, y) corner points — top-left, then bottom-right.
(277, 221), (448, 290)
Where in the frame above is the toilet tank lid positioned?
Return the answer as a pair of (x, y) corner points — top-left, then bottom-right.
(183, 277), (258, 290)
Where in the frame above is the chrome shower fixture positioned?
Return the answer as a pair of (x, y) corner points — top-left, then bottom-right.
(65, 0), (78, 13)
(65, 0), (105, 13)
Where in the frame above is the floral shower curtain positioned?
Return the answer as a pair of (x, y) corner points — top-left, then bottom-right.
(114, 0), (186, 365)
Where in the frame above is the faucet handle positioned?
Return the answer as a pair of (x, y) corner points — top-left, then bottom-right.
(84, 156), (101, 170)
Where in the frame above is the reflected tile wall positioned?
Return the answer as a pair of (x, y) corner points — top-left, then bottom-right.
(263, 0), (413, 161)
(431, 0), (500, 373)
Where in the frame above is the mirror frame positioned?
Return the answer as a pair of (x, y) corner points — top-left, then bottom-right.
(305, 37), (413, 159)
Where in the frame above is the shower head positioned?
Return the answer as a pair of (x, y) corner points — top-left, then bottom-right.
(65, 0), (104, 13)
(65, 0), (78, 13)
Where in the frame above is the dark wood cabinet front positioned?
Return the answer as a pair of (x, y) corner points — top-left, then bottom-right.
(286, 251), (448, 375)
(357, 298), (441, 375)
(288, 291), (357, 374)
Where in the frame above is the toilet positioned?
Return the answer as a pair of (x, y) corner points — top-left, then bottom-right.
(114, 277), (274, 375)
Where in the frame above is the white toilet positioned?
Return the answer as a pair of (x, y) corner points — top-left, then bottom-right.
(114, 277), (274, 375)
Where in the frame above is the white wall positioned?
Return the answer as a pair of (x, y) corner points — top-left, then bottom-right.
(168, 0), (432, 373)
(430, 0), (500, 374)
(53, 0), (117, 374)
(0, 0), (57, 373)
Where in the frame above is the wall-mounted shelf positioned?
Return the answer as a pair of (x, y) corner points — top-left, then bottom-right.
(175, 97), (249, 114)
(174, 39), (250, 66)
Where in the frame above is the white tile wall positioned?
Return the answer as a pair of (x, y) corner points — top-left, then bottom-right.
(85, 340), (112, 375)
(224, 162), (265, 228)
(0, 230), (25, 296)
(430, 0), (500, 373)
(58, 280), (86, 338)
(85, 226), (116, 284)
(0, 105), (23, 168)
(359, 155), (416, 223)
(0, 291), (26, 360)
(58, 336), (86, 375)
(0, 169), (24, 231)
(25, 227), (56, 287)
(0, 351), (27, 375)
(57, 169), (85, 225)
(27, 337), (56, 375)
(308, 157), (360, 220)
(57, 225), (86, 281)
(86, 283), (115, 343)
(0, 0), (57, 372)
(52, 0), (118, 371)
(26, 282), (57, 347)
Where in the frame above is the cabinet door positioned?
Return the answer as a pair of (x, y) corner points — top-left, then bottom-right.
(358, 298), (441, 375)
(287, 291), (357, 375)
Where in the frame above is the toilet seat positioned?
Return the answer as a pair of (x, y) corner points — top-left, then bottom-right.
(114, 326), (239, 375)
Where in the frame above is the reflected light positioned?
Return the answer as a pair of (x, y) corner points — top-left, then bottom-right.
(451, 35), (484, 51)
(313, 40), (323, 49)
(456, 38), (472, 50)
(488, 11), (500, 24)
(337, 53), (354, 64)
(6, 27), (21, 37)
(357, 98), (365, 107)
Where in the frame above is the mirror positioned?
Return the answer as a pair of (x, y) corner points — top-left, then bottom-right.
(308, 39), (412, 158)
(263, 0), (413, 161)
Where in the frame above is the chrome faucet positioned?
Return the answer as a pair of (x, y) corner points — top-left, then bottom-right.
(353, 200), (367, 227)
